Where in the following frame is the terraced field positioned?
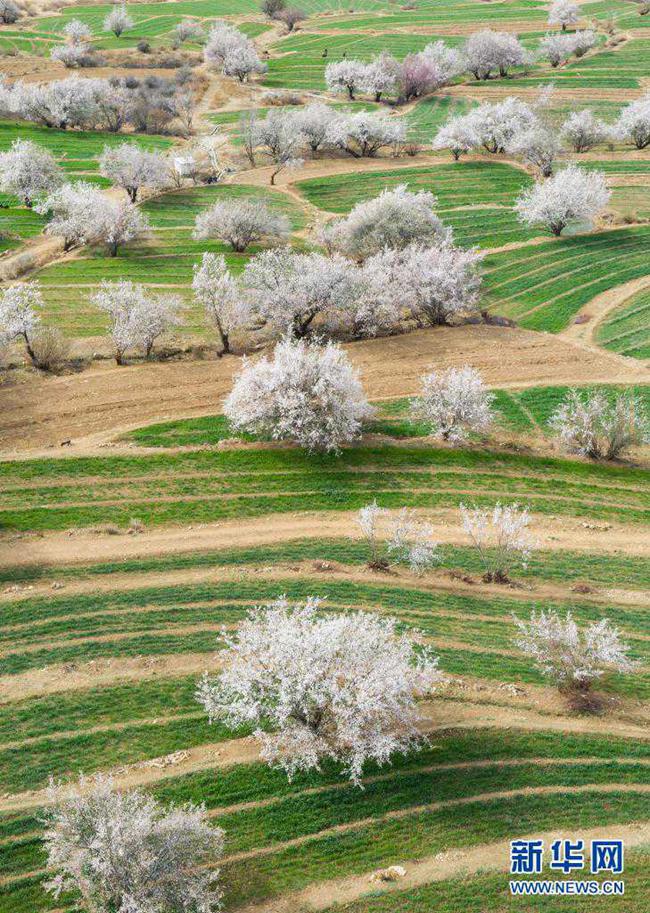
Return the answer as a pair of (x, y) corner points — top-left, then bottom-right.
(0, 1), (648, 911)
(32, 183), (305, 335)
(596, 287), (650, 360)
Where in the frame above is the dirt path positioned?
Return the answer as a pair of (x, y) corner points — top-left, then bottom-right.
(3, 505), (649, 572)
(4, 548), (648, 611)
(561, 275), (650, 352)
(236, 822), (650, 913)
(2, 699), (649, 814)
(1, 324), (645, 454)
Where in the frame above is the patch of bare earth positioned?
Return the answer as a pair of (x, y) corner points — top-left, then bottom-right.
(0, 324), (645, 453)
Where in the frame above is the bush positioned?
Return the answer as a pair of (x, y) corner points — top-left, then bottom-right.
(28, 327), (71, 372)
(137, 39), (151, 53)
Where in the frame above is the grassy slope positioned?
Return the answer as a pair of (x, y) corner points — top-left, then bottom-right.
(596, 287), (650, 360)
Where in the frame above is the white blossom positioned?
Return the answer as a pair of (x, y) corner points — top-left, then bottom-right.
(63, 19), (93, 44)
(506, 125), (561, 176)
(513, 611), (637, 694)
(361, 52), (401, 101)
(539, 32), (576, 67)
(364, 242), (482, 329)
(460, 502), (536, 582)
(561, 108), (607, 152)
(50, 43), (91, 68)
(196, 596), (440, 784)
(91, 280), (182, 363)
(466, 97), (538, 153)
(614, 93), (650, 149)
(175, 18), (205, 44)
(103, 4), (133, 37)
(94, 198), (150, 256)
(192, 253), (246, 355)
(243, 248), (358, 337)
(34, 181), (109, 250)
(515, 164), (610, 235)
(0, 282), (42, 363)
(224, 336), (373, 452)
(432, 116), (482, 160)
(356, 501), (439, 575)
(321, 184), (450, 261)
(291, 102), (336, 152)
(252, 109), (304, 184)
(325, 59), (367, 100)
(204, 21), (267, 82)
(0, 139), (62, 207)
(43, 776), (223, 913)
(571, 29), (597, 57)
(549, 389), (650, 459)
(464, 29), (526, 79)
(327, 110), (405, 158)
(548, 0), (580, 30)
(99, 144), (171, 202)
(411, 366), (494, 443)
(193, 198), (289, 251)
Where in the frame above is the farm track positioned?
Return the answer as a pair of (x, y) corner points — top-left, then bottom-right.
(0, 324), (644, 453)
(2, 699), (650, 814)
(236, 822), (650, 913)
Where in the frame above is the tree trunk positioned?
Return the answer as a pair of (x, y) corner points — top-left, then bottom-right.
(347, 86), (355, 100)
(109, 243), (119, 257)
(22, 332), (36, 365)
(128, 187), (138, 203)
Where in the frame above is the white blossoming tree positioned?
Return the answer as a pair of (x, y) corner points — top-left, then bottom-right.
(463, 29), (526, 79)
(539, 32), (577, 67)
(549, 389), (649, 460)
(410, 366), (495, 443)
(92, 280), (183, 363)
(0, 282), (43, 364)
(515, 164), (610, 235)
(291, 102), (337, 152)
(193, 198), (290, 251)
(357, 501), (440, 575)
(43, 776), (224, 913)
(224, 337), (373, 452)
(327, 110), (405, 158)
(362, 52), (401, 102)
(548, 0), (580, 30)
(63, 19), (92, 43)
(614, 93), (650, 149)
(506, 125), (561, 177)
(460, 502), (536, 583)
(325, 59), (368, 99)
(0, 139), (62, 207)
(174, 18), (205, 44)
(513, 610), (637, 710)
(204, 21), (267, 82)
(432, 116), (481, 160)
(94, 198), (150, 256)
(560, 109), (607, 152)
(242, 247), (358, 338)
(103, 4), (133, 37)
(196, 596), (440, 783)
(321, 184), (450, 261)
(99, 144), (171, 202)
(192, 253), (246, 356)
(252, 109), (304, 184)
(465, 97), (538, 153)
(35, 181), (110, 251)
(363, 242), (483, 328)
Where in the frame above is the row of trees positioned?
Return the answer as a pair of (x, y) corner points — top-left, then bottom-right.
(41, 576), (636, 911)
(0, 70), (196, 135)
(434, 93), (650, 169)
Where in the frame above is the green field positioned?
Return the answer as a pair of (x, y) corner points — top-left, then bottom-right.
(596, 286), (650, 360)
(33, 183), (306, 335)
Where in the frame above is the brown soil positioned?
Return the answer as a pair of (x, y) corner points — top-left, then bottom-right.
(3, 506), (649, 572)
(1, 324), (645, 454)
